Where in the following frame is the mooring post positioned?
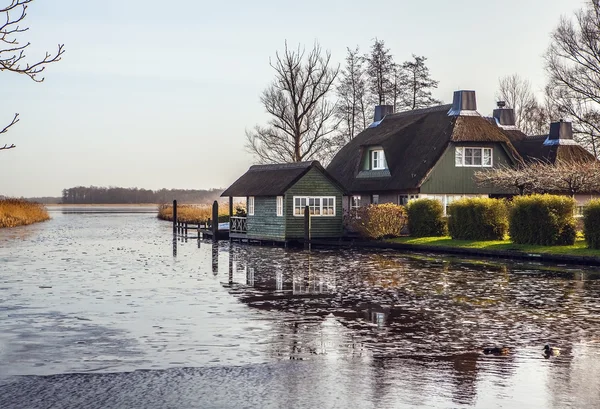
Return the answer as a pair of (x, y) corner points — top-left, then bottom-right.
(229, 196), (233, 241)
(172, 200), (178, 235)
(185, 222), (188, 237)
(212, 200), (219, 241)
(304, 205), (311, 250)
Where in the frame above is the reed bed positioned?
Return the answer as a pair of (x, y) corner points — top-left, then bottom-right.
(157, 203), (230, 223)
(0, 198), (50, 228)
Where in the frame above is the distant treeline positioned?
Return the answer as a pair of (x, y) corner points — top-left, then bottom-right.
(60, 186), (223, 204)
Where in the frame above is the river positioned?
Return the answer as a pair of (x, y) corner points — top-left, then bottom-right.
(1, 207), (599, 408)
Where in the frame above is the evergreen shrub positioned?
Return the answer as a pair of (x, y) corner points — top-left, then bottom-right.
(407, 199), (447, 237)
(447, 197), (508, 240)
(583, 199), (600, 249)
(509, 194), (576, 245)
(346, 203), (407, 239)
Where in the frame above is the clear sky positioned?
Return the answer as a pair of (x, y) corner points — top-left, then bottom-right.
(0, 0), (585, 197)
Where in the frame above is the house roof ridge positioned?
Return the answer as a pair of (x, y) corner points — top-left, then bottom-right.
(386, 104), (452, 119)
(248, 161), (316, 172)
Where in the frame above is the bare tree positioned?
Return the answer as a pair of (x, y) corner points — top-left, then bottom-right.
(544, 159), (600, 196)
(496, 74), (549, 135)
(396, 55), (440, 111)
(245, 42), (340, 164)
(545, 0), (600, 156)
(365, 39), (395, 105)
(475, 160), (600, 196)
(1, 0), (64, 151)
(474, 163), (543, 195)
(335, 46), (369, 144)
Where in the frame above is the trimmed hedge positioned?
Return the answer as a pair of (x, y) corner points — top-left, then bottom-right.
(346, 203), (408, 239)
(583, 199), (600, 249)
(407, 199), (447, 237)
(447, 198), (508, 240)
(509, 194), (576, 245)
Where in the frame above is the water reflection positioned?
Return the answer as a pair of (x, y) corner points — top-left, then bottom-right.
(3, 212), (600, 408)
(215, 244), (600, 406)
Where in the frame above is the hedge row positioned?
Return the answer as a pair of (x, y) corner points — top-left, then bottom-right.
(447, 198), (508, 240)
(407, 199), (447, 237)
(584, 199), (600, 249)
(347, 196), (600, 249)
(509, 195), (576, 245)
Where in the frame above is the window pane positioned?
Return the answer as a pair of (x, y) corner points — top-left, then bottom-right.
(483, 149), (492, 166)
(455, 148), (463, 166)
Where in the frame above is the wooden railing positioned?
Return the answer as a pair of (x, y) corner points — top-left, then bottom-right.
(230, 216), (247, 233)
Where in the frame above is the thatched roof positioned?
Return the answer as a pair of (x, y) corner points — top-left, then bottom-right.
(327, 105), (522, 193)
(498, 129), (596, 164)
(221, 161), (345, 197)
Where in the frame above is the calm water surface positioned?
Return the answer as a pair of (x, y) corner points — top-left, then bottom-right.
(1, 207), (600, 408)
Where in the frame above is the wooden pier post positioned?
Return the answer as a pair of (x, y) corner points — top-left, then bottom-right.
(229, 196), (233, 242)
(212, 200), (219, 241)
(304, 205), (311, 250)
(185, 222), (188, 237)
(172, 200), (178, 235)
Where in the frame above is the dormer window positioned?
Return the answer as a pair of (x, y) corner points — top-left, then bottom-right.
(371, 149), (386, 170)
(455, 147), (492, 167)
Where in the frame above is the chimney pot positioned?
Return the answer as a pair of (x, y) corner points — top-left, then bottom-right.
(448, 90), (478, 116)
(549, 120), (573, 140)
(374, 105), (394, 123)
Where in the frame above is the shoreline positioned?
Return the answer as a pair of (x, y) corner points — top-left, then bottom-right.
(309, 238), (600, 267)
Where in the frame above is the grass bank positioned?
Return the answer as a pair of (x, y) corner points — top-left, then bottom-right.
(0, 199), (50, 228)
(388, 236), (600, 258)
(157, 204), (229, 223)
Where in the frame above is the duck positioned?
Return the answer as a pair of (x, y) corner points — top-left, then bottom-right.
(543, 345), (560, 356)
(483, 347), (510, 355)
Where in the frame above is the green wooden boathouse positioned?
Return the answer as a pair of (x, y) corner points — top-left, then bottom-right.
(221, 161), (346, 243)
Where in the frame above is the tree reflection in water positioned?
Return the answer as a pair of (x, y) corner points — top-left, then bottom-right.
(210, 242), (600, 407)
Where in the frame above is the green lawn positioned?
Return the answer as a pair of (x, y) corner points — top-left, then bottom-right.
(388, 236), (600, 258)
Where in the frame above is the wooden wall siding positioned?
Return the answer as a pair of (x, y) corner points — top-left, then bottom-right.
(420, 142), (513, 195)
(284, 168), (343, 239)
(247, 196), (285, 240)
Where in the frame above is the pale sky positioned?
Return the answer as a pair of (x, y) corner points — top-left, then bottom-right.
(0, 0), (585, 197)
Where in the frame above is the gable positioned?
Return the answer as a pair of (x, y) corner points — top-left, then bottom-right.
(420, 142), (514, 194)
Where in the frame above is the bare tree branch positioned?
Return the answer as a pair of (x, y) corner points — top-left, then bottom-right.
(545, 1), (600, 156)
(246, 41), (340, 165)
(1, 0), (64, 152)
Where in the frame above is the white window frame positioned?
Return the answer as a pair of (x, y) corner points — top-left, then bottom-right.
(371, 194), (379, 204)
(248, 196), (255, 216)
(276, 196), (283, 217)
(351, 195), (361, 209)
(455, 147), (493, 167)
(371, 149), (386, 170)
(293, 196), (336, 217)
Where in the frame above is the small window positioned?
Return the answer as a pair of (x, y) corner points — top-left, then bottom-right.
(371, 149), (386, 170)
(248, 196), (255, 216)
(322, 197), (335, 215)
(455, 147), (493, 167)
(351, 195), (361, 209)
(293, 196), (335, 217)
(294, 197), (307, 216)
(276, 196), (283, 216)
(309, 197), (321, 215)
(372, 194), (379, 204)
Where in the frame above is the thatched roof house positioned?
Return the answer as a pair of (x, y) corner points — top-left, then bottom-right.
(327, 90), (522, 210)
(222, 161), (345, 242)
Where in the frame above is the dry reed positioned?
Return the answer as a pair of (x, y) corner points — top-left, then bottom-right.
(157, 203), (229, 223)
(0, 198), (50, 228)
